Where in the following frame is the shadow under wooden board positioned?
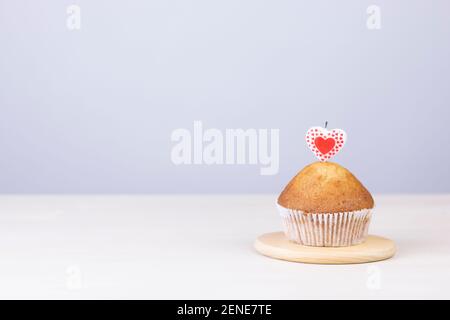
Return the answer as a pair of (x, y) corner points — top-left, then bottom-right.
(254, 232), (396, 265)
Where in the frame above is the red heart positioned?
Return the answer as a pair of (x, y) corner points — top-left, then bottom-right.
(314, 137), (335, 155)
(306, 127), (347, 161)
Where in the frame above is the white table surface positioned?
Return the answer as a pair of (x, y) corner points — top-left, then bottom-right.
(0, 194), (449, 300)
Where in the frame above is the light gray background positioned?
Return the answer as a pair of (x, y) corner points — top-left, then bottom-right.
(1, 0), (449, 193)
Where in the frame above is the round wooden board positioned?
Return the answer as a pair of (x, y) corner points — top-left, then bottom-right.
(254, 232), (396, 264)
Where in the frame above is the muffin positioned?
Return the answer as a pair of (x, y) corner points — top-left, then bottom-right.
(277, 162), (374, 247)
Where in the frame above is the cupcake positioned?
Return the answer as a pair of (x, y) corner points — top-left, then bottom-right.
(277, 162), (374, 247)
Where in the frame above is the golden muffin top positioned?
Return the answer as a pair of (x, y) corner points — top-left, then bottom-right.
(277, 162), (374, 213)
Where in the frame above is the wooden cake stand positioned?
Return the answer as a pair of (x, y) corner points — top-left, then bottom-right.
(254, 232), (396, 264)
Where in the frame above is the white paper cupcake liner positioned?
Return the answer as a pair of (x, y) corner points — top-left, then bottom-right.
(277, 204), (372, 247)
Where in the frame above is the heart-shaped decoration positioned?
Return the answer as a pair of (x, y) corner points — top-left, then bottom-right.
(305, 126), (347, 161)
